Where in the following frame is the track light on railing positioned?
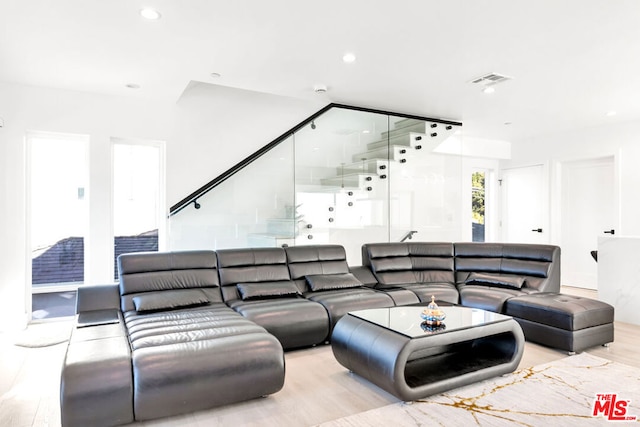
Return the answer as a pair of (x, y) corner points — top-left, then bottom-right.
(193, 200), (201, 209)
(311, 120), (316, 130)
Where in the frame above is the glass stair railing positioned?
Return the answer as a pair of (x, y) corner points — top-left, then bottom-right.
(168, 104), (463, 263)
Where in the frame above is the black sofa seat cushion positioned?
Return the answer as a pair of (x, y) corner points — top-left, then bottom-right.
(125, 305), (262, 350)
(388, 282), (459, 305)
(465, 272), (525, 290)
(458, 285), (526, 313)
(305, 288), (394, 330)
(123, 304), (285, 421)
(504, 293), (614, 331)
(226, 298), (330, 349)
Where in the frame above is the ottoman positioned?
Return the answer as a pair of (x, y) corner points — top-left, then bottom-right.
(504, 293), (614, 354)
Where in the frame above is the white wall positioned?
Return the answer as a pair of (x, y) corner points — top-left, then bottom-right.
(501, 119), (640, 243)
(0, 81), (322, 331)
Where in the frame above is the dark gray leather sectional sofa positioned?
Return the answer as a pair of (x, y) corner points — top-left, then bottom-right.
(60, 241), (612, 426)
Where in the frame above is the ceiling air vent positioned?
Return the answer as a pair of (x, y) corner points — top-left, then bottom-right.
(470, 72), (512, 87)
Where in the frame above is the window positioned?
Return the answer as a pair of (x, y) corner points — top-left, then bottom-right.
(472, 170), (486, 242)
(29, 132), (89, 290)
(112, 140), (164, 279)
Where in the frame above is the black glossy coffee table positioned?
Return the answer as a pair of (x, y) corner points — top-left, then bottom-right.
(331, 306), (524, 401)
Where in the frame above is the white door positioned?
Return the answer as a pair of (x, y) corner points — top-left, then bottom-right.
(501, 165), (546, 244)
(561, 157), (615, 290)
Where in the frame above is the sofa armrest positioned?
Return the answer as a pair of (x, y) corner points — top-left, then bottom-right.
(76, 284), (121, 314)
(349, 266), (378, 287)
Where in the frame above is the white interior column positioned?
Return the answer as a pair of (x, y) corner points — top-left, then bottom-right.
(598, 236), (640, 325)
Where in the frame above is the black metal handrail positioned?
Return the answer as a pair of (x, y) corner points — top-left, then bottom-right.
(399, 230), (418, 242)
(169, 103), (462, 216)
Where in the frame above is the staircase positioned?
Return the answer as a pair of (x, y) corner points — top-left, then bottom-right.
(169, 104), (463, 252)
(319, 118), (458, 191)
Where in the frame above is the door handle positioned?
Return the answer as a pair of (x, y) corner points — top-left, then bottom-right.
(604, 229), (615, 235)
(531, 228), (543, 233)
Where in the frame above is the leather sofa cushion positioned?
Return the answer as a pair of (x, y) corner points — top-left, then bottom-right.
(237, 281), (300, 300)
(465, 272), (525, 289)
(305, 273), (362, 291)
(505, 293), (614, 331)
(132, 289), (209, 312)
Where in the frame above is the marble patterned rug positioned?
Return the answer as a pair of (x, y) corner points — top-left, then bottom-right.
(318, 353), (640, 426)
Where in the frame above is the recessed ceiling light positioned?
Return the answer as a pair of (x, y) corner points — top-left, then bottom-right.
(482, 86), (495, 94)
(606, 111), (617, 117)
(125, 83), (141, 89)
(314, 84), (328, 94)
(210, 72), (221, 78)
(140, 8), (161, 20)
(342, 53), (356, 63)
(504, 122), (512, 126)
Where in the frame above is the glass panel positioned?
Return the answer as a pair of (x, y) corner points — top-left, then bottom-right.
(30, 133), (88, 289)
(169, 137), (295, 250)
(113, 142), (162, 279)
(389, 116), (464, 242)
(293, 108), (390, 264)
(350, 306), (510, 338)
(168, 106), (465, 256)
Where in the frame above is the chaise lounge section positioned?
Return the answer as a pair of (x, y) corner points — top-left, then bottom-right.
(61, 250), (285, 426)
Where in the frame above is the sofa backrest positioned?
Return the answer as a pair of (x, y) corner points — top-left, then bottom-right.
(284, 245), (350, 291)
(454, 242), (560, 292)
(117, 250), (222, 312)
(216, 247), (294, 301)
(361, 242), (455, 286)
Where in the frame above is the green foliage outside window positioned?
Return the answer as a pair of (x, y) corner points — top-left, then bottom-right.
(472, 172), (485, 224)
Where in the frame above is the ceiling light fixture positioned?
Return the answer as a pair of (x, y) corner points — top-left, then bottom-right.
(140, 8), (161, 20)
(314, 84), (327, 94)
(125, 83), (141, 89)
(210, 72), (221, 78)
(342, 53), (356, 63)
(482, 86), (495, 94)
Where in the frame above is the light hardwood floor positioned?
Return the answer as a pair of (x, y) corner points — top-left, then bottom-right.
(1, 287), (638, 427)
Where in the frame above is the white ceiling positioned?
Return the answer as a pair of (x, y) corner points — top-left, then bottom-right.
(2, 0), (640, 142)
